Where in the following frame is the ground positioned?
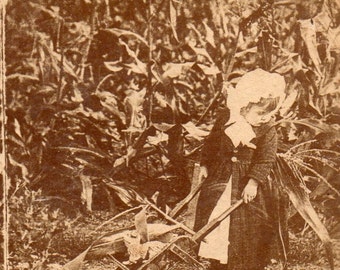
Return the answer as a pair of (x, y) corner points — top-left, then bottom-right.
(42, 208), (340, 270)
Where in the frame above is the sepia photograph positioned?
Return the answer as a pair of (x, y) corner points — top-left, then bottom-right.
(1, 0), (340, 269)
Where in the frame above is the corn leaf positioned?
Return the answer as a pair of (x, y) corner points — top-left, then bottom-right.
(273, 156), (334, 270)
(196, 64), (221, 75)
(119, 40), (148, 75)
(62, 246), (92, 270)
(104, 61), (123, 72)
(104, 181), (146, 207)
(62, 222), (179, 267)
(299, 19), (322, 76)
(169, 0), (179, 42)
(202, 21), (216, 48)
(147, 131), (169, 146)
(162, 62), (195, 78)
(135, 207), (149, 243)
(181, 121), (210, 140)
(6, 73), (40, 83)
(104, 28), (149, 47)
(124, 233), (148, 263)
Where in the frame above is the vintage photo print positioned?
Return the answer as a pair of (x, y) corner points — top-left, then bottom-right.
(1, 1), (340, 269)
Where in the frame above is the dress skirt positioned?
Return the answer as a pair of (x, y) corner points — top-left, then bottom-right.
(195, 159), (277, 270)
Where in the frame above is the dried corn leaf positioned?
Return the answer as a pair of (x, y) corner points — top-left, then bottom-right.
(79, 173), (93, 212)
(135, 207), (149, 243)
(62, 246), (92, 270)
(124, 233), (149, 263)
(62, 223), (179, 269)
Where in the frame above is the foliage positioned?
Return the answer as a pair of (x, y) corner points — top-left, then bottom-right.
(9, 189), (71, 269)
(4, 0), (340, 268)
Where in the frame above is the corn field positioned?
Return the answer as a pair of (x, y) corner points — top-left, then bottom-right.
(1, 0), (340, 269)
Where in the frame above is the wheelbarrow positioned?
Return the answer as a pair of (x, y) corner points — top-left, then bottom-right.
(100, 164), (243, 270)
(136, 199), (244, 270)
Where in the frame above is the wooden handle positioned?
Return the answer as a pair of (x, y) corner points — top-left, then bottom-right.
(193, 199), (243, 243)
(169, 163), (203, 218)
(169, 181), (204, 218)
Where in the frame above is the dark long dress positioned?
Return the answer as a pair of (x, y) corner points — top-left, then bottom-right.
(194, 108), (288, 270)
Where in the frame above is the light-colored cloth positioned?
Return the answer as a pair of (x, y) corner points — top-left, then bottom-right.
(224, 115), (257, 149)
(198, 177), (232, 264)
(227, 68), (286, 112)
(224, 68), (286, 148)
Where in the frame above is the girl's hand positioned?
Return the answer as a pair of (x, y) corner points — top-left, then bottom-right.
(241, 178), (258, 203)
(199, 166), (208, 181)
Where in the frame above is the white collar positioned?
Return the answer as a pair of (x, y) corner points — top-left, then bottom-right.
(224, 113), (256, 149)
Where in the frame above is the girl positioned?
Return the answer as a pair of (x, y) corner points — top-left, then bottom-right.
(194, 69), (288, 270)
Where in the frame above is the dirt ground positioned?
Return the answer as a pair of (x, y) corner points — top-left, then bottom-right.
(43, 209), (340, 270)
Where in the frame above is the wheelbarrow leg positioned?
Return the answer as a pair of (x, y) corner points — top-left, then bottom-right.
(169, 243), (205, 269)
(137, 235), (205, 270)
(107, 254), (130, 270)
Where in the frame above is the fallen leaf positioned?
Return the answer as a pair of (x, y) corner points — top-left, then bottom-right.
(135, 207), (149, 243)
(62, 246), (92, 270)
(79, 173), (93, 212)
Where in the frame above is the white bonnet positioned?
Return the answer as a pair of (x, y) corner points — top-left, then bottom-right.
(227, 68), (286, 112)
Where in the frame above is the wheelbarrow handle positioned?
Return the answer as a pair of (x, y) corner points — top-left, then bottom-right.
(169, 181), (204, 218)
(169, 163), (203, 218)
(193, 199), (243, 243)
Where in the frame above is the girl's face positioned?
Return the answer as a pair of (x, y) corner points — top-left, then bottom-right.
(241, 102), (275, 126)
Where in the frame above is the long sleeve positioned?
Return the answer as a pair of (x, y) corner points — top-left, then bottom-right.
(200, 108), (229, 169)
(247, 125), (277, 184)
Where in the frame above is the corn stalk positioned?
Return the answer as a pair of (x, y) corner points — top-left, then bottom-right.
(275, 154), (335, 270)
(196, 0), (274, 125)
(143, 0), (154, 127)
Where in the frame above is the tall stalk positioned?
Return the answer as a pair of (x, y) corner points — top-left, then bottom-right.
(80, 1), (98, 82)
(1, 1), (9, 269)
(146, 0), (154, 127)
(56, 1), (65, 107)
